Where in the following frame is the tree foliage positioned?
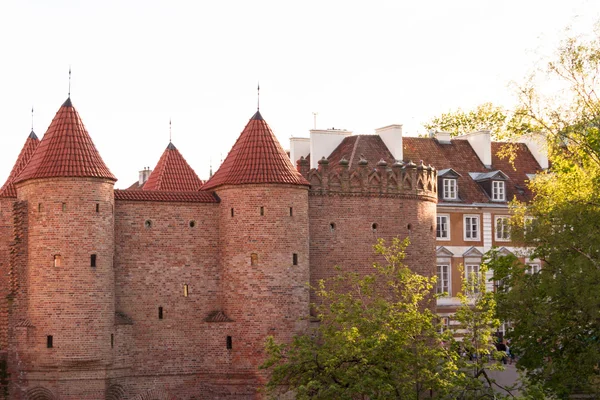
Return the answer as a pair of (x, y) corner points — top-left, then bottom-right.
(422, 102), (509, 140)
(490, 24), (600, 398)
(261, 238), (511, 399)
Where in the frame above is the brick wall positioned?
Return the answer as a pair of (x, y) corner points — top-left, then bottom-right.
(308, 193), (437, 306)
(0, 198), (14, 351)
(217, 184), (310, 381)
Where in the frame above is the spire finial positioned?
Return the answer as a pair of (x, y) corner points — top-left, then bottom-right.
(257, 82), (260, 111)
(169, 118), (172, 142)
(68, 66), (71, 98)
(31, 106), (34, 131)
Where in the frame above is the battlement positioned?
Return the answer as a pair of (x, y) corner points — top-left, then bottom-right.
(297, 156), (437, 201)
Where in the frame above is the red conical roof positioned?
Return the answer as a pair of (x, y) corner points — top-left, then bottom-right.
(14, 98), (116, 184)
(143, 142), (203, 191)
(202, 111), (309, 190)
(0, 131), (40, 197)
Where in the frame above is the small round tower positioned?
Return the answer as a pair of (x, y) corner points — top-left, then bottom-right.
(203, 110), (310, 376)
(13, 98), (117, 371)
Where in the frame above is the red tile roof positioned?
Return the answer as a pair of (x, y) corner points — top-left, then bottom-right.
(0, 131), (40, 197)
(114, 189), (219, 203)
(321, 135), (542, 204)
(14, 98), (116, 184)
(202, 111), (309, 190)
(143, 142), (203, 192)
(402, 137), (542, 203)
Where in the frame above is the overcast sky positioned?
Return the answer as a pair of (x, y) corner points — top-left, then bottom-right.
(0, 0), (598, 188)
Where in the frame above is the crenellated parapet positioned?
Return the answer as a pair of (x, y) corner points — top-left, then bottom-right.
(298, 156), (437, 201)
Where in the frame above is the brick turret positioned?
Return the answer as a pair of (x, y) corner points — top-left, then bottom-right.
(205, 111), (310, 387)
(11, 98), (117, 399)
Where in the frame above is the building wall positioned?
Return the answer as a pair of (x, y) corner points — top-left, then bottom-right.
(0, 198), (14, 351)
(12, 177), (115, 400)
(217, 184), (310, 381)
(309, 194), (437, 304)
(112, 199), (232, 396)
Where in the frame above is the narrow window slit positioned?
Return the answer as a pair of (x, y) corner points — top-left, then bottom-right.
(91, 254), (97, 268)
(111, 334), (114, 348)
(183, 284), (189, 297)
(289, 207), (293, 216)
(95, 203), (100, 213)
(158, 307), (163, 320)
(260, 206), (264, 216)
(226, 336), (232, 349)
(47, 335), (53, 348)
(293, 253), (298, 265)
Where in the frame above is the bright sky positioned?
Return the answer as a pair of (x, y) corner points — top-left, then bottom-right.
(0, 0), (598, 188)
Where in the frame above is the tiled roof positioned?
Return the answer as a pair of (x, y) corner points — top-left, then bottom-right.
(202, 111), (309, 190)
(402, 137), (541, 203)
(14, 98), (116, 184)
(114, 189), (219, 203)
(143, 142), (203, 191)
(326, 135), (395, 169)
(321, 135), (542, 204)
(0, 131), (40, 197)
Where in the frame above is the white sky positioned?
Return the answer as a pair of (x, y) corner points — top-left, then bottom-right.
(0, 0), (598, 188)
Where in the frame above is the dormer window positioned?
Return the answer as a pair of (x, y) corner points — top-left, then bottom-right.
(437, 168), (461, 202)
(442, 179), (457, 200)
(492, 181), (505, 201)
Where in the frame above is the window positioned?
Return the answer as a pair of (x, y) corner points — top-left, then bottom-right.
(495, 216), (510, 241)
(464, 215), (480, 240)
(442, 178), (457, 200)
(436, 215), (450, 240)
(90, 254), (97, 267)
(438, 316), (451, 333)
(250, 253), (258, 266)
(158, 307), (163, 320)
(492, 181), (505, 201)
(231, 208), (234, 217)
(289, 207), (293, 216)
(226, 336), (232, 349)
(293, 253), (298, 265)
(465, 264), (481, 294)
(183, 284), (189, 297)
(54, 255), (62, 268)
(436, 264), (450, 296)
(96, 203), (100, 213)
(47, 335), (53, 348)
(260, 206), (264, 216)
(526, 263), (541, 274)
(111, 334), (114, 348)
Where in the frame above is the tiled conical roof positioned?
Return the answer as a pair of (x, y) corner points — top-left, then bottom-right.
(143, 142), (203, 191)
(0, 131), (40, 197)
(202, 111), (309, 190)
(14, 98), (116, 184)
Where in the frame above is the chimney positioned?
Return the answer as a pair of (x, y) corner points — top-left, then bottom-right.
(463, 130), (492, 168)
(376, 124), (403, 162)
(309, 128), (353, 169)
(518, 133), (549, 170)
(436, 131), (452, 144)
(289, 137), (310, 166)
(139, 167), (152, 185)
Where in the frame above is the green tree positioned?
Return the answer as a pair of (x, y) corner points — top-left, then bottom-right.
(261, 237), (460, 399)
(423, 102), (509, 139)
(490, 25), (600, 398)
(261, 239), (515, 399)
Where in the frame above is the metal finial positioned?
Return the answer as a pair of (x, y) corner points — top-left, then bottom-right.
(68, 66), (71, 98)
(169, 118), (172, 142)
(257, 82), (260, 111)
(31, 106), (34, 131)
(312, 112), (318, 130)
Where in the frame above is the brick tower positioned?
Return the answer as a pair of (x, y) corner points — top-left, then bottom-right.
(11, 98), (117, 399)
(203, 110), (310, 385)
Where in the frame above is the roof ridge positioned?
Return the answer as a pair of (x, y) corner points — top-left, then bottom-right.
(202, 112), (309, 190)
(14, 98), (116, 184)
(143, 142), (203, 191)
(0, 133), (40, 197)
